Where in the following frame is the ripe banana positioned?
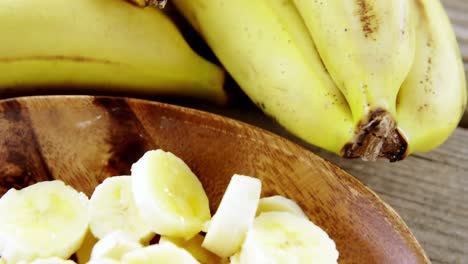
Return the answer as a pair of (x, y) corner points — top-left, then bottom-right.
(130, 149), (211, 240)
(88, 176), (154, 242)
(0, 0), (226, 104)
(396, 0), (467, 154)
(238, 212), (339, 263)
(292, 0), (415, 161)
(0, 181), (89, 264)
(171, 0), (466, 161)
(172, 0), (355, 155)
(202, 175), (261, 258)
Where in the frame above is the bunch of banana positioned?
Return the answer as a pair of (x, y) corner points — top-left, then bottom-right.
(138, 0), (465, 161)
(0, 0), (226, 104)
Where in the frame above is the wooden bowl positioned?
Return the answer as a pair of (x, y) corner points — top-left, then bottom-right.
(0, 95), (429, 263)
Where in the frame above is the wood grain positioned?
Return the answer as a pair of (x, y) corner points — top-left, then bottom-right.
(0, 95), (429, 264)
(442, 0), (468, 127)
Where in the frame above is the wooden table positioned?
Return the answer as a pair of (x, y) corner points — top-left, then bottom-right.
(179, 2), (468, 263)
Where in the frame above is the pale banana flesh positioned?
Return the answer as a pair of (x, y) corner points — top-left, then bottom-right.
(0, 181), (89, 264)
(130, 149), (211, 240)
(0, 0), (226, 104)
(172, 0), (466, 161)
(201, 175), (261, 258)
(121, 243), (200, 264)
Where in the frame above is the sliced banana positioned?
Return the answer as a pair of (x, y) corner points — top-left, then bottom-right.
(0, 181), (89, 264)
(229, 253), (241, 264)
(86, 258), (120, 264)
(160, 234), (224, 264)
(90, 231), (142, 261)
(130, 149), (211, 240)
(256, 195), (307, 218)
(75, 231), (98, 264)
(239, 212), (339, 264)
(29, 257), (76, 264)
(202, 175), (261, 258)
(0, 258), (6, 264)
(122, 242), (200, 264)
(89, 176), (154, 242)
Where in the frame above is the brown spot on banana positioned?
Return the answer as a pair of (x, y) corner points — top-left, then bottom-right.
(355, 0), (379, 39)
(342, 109), (407, 162)
(0, 55), (118, 65)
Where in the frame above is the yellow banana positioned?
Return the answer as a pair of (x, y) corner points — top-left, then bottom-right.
(0, 0), (226, 104)
(396, 0), (467, 154)
(292, 0), (416, 160)
(172, 0), (355, 154)
(149, 0), (465, 161)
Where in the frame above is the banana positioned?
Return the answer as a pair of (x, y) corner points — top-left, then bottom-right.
(89, 176), (154, 242)
(238, 212), (339, 264)
(90, 231), (142, 261)
(130, 149), (211, 240)
(121, 243), (200, 264)
(0, 258), (5, 264)
(202, 175), (261, 258)
(0, 181), (89, 264)
(159, 234), (224, 264)
(172, 0), (465, 161)
(0, 0), (226, 104)
(292, 0), (415, 160)
(172, 0), (355, 155)
(75, 232), (98, 264)
(28, 257), (76, 264)
(256, 195), (307, 219)
(86, 259), (120, 264)
(229, 254), (240, 264)
(396, 0), (467, 155)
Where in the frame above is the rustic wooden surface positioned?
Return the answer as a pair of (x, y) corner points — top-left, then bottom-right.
(0, 96), (430, 263)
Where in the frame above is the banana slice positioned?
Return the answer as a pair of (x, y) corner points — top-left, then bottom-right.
(89, 176), (154, 242)
(90, 231), (142, 261)
(130, 149), (211, 240)
(0, 181), (89, 264)
(256, 195), (307, 219)
(229, 253), (241, 264)
(239, 212), (339, 263)
(75, 231), (98, 264)
(0, 258), (6, 264)
(86, 258), (120, 264)
(160, 234), (224, 264)
(202, 175), (261, 258)
(122, 242), (200, 264)
(29, 257), (76, 264)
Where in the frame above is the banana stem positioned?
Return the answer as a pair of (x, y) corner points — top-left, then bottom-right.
(146, 0), (167, 8)
(343, 110), (407, 162)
